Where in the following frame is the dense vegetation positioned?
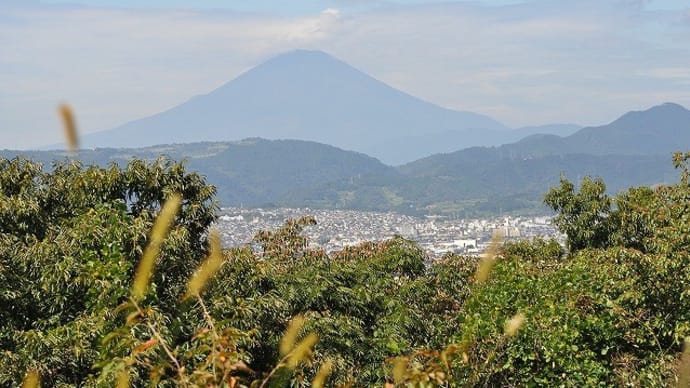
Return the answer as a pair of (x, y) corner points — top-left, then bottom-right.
(1, 138), (677, 217)
(1, 154), (689, 386)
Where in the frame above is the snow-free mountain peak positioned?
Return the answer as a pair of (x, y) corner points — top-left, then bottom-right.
(77, 49), (507, 163)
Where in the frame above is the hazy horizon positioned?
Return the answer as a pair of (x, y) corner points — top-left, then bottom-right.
(2, 0), (690, 149)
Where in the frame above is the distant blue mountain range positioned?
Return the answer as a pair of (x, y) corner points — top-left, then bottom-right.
(75, 49), (579, 165)
(27, 49), (690, 215)
(16, 101), (690, 216)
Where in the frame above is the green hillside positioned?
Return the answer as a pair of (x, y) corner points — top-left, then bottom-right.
(0, 144), (680, 217)
(4, 103), (688, 216)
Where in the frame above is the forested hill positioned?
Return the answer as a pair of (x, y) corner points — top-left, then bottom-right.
(483, 102), (690, 158)
(399, 103), (690, 195)
(397, 152), (675, 215)
(0, 147), (680, 218)
(5, 102), (688, 216)
(2, 139), (405, 210)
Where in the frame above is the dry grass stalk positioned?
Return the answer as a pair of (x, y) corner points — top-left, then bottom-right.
(131, 193), (182, 300)
(504, 313), (526, 337)
(392, 357), (407, 385)
(280, 315), (306, 357)
(312, 359), (334, 388)
(286, 333), (319, 369)
(21, 370), (40, 388)
(260, 316), (319, 388)
(186, 229), (224, 298)
(679, 337), (690, 388)
(116, 368), (130, 388)
(130, 299), (187, 383)
(475, 229), (504, 284)
(58, 103), (79, 151)
(441, 343), (459, 371)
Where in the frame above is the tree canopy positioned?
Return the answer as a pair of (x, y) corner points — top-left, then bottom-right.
(1, 155), (690, 386)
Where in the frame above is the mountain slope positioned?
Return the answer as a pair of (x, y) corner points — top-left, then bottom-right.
(6, 139), (403, 209)
(15, 103), (690, 216)
(78, 50), (506, 164)
(360, 123), (582, 165)
(394, 102), (690, 214)
(511, 123), (582, 139)
(567, 102), (690, 155)
(496, 103), (690, 158)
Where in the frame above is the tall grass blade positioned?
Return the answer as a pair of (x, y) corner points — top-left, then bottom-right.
(286, 333), (319, 369)
(186, 229), (224, 298)
(475, 229), (504, 284)
(312, 359), (334, 388)
(22, 370), (40, 388)
(280, 315), (306, 357)
(504, 312), (526, 337)
(116, 368), (130, 388)
(131, 193), (182, 300)
(679, 337), (690, 388)
(58, 103), (79, 151)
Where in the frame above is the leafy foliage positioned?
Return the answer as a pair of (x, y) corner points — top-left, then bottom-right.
(2, 153), (690, 386)
(544, 176), (612, 251)
(0, 157), (217, 386)
(1, 138), (679, 217)
(452, 242), (683, 386)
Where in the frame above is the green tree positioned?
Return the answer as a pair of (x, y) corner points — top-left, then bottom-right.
(544, 176), (613, 252)
(4, 153), (690, 387)
(0, 157), (217, 385)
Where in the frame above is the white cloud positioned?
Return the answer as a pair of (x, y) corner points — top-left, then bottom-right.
(1, 1), (689, 148)
(642, 67), (690, 81)
(319, 1), (690, 125)
(0, 4), (348, 147)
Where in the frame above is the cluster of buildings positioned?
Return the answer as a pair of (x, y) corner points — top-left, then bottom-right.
(215, 207), (563, 259)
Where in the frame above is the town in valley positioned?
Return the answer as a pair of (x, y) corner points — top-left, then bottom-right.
(215, 207), (563, 259)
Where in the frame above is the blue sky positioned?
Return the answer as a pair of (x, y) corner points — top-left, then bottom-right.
(36, 0), (529, 13)
(35, 0), (690, 13)
(2, 0), (690, 148)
